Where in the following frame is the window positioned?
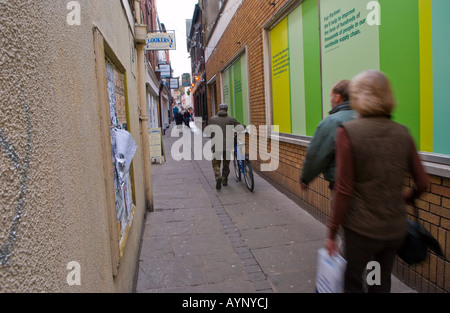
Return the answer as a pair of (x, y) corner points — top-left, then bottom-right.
(221, 52), (249, 125)
(267, 1), (321, 137)
(94, 28), (137, 274)
(265, 0), (450, 161)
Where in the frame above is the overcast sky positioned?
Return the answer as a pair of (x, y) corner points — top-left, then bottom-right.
(156, 0), (199, 79)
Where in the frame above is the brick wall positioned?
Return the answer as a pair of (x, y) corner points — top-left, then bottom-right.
(205, 0), (449, 293)
(393, 176), (450, 292)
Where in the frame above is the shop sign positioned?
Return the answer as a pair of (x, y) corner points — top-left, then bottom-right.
(146, 31), (176, 50)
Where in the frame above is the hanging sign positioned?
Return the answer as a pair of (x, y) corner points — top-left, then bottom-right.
(182, 73), (191, 87)
(169, 78), (179, 89)
(146, 31), (176, 50)
(159, 63), (171, 78)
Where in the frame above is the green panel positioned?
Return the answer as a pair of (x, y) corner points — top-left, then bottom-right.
(302, 0), (322, 136)
(288, 5), (306, 136)
(240, 53), (249, 125)
(223, 68), (231, 110)
(432, 0), (450, 155)
(233, 58), (244, 123)
(379, 0), (420, 146)
(418, 0), (433, 152)
(229, 66), (235, 117)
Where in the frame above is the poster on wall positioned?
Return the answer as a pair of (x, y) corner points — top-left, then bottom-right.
(319, 0), (380, 117)
(106, 59), (136, 238)
(114, 70), (127, 125)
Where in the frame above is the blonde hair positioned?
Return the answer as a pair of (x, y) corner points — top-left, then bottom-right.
(349, 70), (396, 117)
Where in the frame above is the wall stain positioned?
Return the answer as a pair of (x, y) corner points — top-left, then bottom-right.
(0, 96), (32, 266)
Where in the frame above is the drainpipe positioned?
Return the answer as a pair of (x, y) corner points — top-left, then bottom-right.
(158, 81), (164, 135)
(134, 0), (153, 212)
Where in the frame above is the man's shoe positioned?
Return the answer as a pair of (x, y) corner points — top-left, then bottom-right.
(222, 181), (228, 186)
(216, 179), (222, 190)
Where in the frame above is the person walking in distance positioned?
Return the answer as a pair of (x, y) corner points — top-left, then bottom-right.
(206, 103), (242, 190)
(172, 105), (179, 123)
(325, 70), (429, 293)
(184, 108), (191, 128)
(300, 80), (355, 191)
(174, 109), (184, 128)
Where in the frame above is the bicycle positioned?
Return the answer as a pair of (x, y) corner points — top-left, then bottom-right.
(233, 131), (254, 191)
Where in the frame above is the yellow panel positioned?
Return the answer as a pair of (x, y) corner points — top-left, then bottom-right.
(271, 18), (291, 134)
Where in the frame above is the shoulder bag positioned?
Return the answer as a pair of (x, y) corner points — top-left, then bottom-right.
(397, 201), (443, 265)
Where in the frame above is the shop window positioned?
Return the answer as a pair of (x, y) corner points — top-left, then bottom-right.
(264, 0), (450, 162)
(221, 52), (249, 126)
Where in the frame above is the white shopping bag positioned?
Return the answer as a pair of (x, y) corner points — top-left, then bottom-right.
(315, 248), (347, 293)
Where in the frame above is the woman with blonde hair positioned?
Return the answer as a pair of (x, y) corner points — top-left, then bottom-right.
(325, 70), (429, 292)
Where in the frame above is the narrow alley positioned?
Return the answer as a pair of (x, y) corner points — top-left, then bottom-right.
(1, 0), (449, 295)
(134, 122), (414, 293)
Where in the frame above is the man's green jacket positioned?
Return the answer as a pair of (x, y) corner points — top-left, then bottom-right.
(300, 102), (355, 188)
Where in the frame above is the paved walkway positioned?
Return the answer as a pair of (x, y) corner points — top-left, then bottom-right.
(135, 122), (415, 293)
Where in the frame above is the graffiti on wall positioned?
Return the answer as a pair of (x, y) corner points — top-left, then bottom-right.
(0, 97), (32, 266)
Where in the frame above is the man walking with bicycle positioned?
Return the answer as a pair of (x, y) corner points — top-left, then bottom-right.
(206, 103), (243, 190)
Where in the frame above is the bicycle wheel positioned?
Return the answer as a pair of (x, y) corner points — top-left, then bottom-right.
(233, 152), (241, 181)
(243, 160), (254, 191)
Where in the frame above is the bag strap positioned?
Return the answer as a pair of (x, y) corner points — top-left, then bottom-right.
(411, 199), (419, 223)
(410, 186), (421, 222)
